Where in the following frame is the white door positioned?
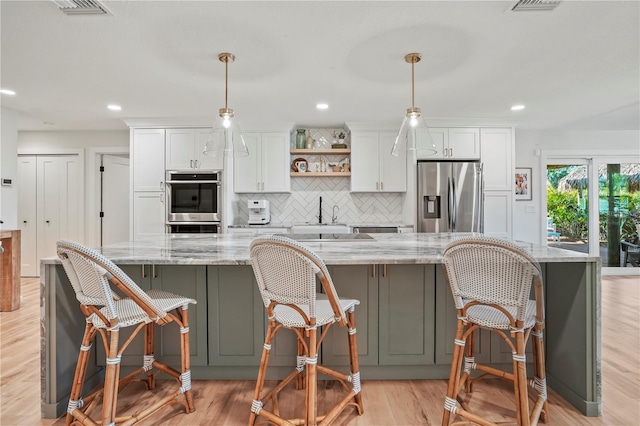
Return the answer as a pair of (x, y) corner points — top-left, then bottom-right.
(102, 155), (130, 246)
(37, 157), (62, 264)
(17, 156), (37, 276)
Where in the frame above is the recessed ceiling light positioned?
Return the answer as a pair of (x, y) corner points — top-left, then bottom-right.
(107, 104), (122, 111)
(316, 103), (329, 110)
(511, 105), (525, 111)
(0, 89), (16, 95)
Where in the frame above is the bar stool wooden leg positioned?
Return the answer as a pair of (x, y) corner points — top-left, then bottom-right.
(144, 323), (155, 391)
(66, 324), (96, 426)
(179, 306), (195, 413)
(347, 308), (364, 414)
(249, 319), (276, 426)
(513, 330), (530, 426)
(531, 324), (548, 424)
(442, 318), (466, 426)
(102, 327), (121, 426)
(305, 327), (318, 426)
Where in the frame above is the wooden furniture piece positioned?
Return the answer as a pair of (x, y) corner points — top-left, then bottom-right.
(56, 240), (196, 425)
(248, 235), (364, 425)
(441, 235), (548, 426)
(0, 229), (21, 311)
(547, 217), (561, 243)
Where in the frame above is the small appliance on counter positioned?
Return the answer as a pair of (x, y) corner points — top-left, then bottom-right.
(248, 200), (271, 224)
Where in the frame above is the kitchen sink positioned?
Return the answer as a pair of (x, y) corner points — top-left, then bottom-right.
(290, 224), (351, 234)
(278, 233), (374, 242)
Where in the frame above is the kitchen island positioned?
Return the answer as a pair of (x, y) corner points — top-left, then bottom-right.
(40, 233), (601, 418)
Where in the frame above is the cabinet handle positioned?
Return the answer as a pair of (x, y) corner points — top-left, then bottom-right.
(257, 182), (260, 191)
(383, 264), (387, 278)
(152, 264), (157, 278)
(195, 159), (199, 168)
(376, 182), (379, 191)
(142, 264), (147, 278)
(262, 182), (265, 191)
(23, 221), (27, 224)
(380, 182), (384, 191)
(449, 148), (453, 157)
(160, 181), (164, 190)
(46, 220), (50, 223)
(160, 193), (164, 203)
(190, 159), (194, 168)
(372, 264), (377, 278)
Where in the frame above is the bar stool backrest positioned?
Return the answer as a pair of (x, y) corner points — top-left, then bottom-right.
(56, 239), (165, 323)
(250, 235), (345, 324)
(442, 235), (542, 322)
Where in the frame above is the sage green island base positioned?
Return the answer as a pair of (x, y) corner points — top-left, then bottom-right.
(40, 233), (601, 419)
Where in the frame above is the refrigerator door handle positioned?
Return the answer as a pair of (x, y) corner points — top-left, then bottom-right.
(451, 176), (457, 231)
(447, 177), (454, 231)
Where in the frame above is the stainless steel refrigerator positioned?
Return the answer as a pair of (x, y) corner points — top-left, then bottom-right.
(417, 161), (483, 233)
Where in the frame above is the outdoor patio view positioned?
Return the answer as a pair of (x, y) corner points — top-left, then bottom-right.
(547, 163), (640, 267)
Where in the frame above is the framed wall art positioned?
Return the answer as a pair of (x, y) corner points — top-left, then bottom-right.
(515, 167), (532, 201)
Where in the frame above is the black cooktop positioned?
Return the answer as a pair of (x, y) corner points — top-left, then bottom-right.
(275, 233), (374, 242)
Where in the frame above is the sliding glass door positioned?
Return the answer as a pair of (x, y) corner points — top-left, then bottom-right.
(545, 155), (639, 268)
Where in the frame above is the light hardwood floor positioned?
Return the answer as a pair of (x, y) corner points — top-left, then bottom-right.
(1, 276), (638, 425)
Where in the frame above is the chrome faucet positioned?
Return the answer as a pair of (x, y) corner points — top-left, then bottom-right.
(332, 205), (339, 224)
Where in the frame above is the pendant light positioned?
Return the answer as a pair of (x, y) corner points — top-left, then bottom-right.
(203, 52), (249, 157)
(391, 53), (437, 156)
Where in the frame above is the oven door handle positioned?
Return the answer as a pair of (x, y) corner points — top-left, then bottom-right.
(166, 180), (221, 184)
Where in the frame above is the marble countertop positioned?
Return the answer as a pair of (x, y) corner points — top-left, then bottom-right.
(43, 233), (597, 266)
(228, 222), (412, 228)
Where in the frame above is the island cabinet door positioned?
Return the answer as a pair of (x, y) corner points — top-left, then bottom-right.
(151, 265), (208, 367)
(96, 265), (207, 367)
(434, 266), (490, 365)
(207, 266), (265, 367)
(378, 264), (435, 365)
(321, 265), (379, 367)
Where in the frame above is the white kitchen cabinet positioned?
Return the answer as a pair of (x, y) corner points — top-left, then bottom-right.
(132, 128), (165, 192)
(483, 191), (512, 238)
(416, 127), (480, 160)
(480, 128), (513, 191)
(165, 128), (222, 171)
(351, 131), (406, 192)
(132, 192), (165, 238)
(131, 128), (166, 240)
(234, 132), (290, 193)
(18, 155), (82, 276)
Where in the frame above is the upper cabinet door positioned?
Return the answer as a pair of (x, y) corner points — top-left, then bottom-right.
(416, 127), (447, 160)
(234, 133), (261, 193)
(261, 133), (290, 192)
(165, 129), (195, 170)
(448, 128), (480, 159)
(480, 128), (513, 191)
(195, 129), (223, 170)
(379, 132), (406, 192)
(132, 129), (165, 192)
(351, 132), (380, 192)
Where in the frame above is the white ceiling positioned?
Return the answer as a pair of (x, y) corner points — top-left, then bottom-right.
(1, 0), (639, 132)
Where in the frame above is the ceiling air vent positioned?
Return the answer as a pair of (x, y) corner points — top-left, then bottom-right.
(51, 0), (113, 16)
(511, 0), (562, 11)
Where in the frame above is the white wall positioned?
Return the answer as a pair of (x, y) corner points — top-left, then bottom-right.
(513, 129), (640, 244)
(18, 130), (129, 150)
(0, 107), (18, 229)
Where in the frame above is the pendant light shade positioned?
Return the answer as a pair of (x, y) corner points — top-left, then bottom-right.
(391, 53), (437, 157)
(203, 53), (249, 157)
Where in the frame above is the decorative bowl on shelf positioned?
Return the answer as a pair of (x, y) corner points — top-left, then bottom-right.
(291, 158), (308, 172)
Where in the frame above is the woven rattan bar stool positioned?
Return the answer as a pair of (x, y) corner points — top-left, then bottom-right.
(249, 235), (364, 425)
(441, 235), (548, 426)
(56, 240), (196, 426)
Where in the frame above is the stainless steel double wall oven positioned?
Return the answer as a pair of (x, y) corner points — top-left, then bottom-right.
(165, 171), (221, 233)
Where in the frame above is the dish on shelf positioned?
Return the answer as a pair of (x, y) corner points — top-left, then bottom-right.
(291, 157), (308, 173)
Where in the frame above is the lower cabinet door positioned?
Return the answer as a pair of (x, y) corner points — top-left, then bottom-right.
(207, 266), (265, 366)
(322, 265), (379, 367)
(153, 265), (208, 367)
(379, 264), (435, 365)
(97, 265), (207, 368)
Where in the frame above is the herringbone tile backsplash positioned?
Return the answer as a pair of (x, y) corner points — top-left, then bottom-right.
(237, 178), (403, 225)
(234, 127), (403, 225)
